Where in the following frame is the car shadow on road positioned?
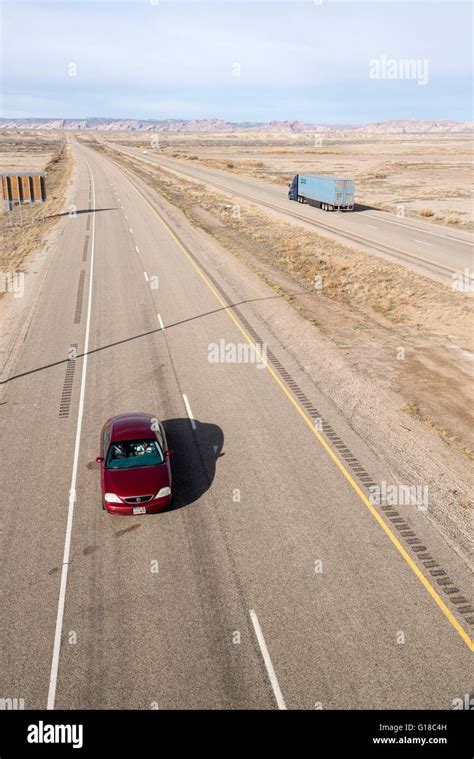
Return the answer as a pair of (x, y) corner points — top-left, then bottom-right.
(161, 417), (224, 512)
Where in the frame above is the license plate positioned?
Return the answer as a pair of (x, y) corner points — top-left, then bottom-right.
(133, 506), (147, 515)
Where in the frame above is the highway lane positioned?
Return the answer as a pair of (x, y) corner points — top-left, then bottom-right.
(50, 150), (271, 709)
(1, 142), (473, 711)
(109, 142), (474, 283)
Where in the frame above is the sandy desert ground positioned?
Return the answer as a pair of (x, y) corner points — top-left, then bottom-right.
(0, 131), (64, 172)
(0, 131), (72, 272)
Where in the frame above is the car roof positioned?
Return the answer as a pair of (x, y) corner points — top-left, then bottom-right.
(109, 413), (157, 441)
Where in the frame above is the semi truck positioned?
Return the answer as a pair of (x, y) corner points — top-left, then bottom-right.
(288, 173), (355, 211)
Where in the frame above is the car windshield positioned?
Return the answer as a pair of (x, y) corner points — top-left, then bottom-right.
(106, 439), (164, 469)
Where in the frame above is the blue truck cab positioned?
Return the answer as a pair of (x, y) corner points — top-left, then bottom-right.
(288, 175), (299, 201)
(288, 173), (355, 211)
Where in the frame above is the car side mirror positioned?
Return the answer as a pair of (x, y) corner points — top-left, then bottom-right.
(166, 449), (174, 457)
(96, 456), (104, 463)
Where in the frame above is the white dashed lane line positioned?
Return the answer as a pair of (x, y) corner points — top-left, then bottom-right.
(157, 313), (165, 330)
(182, 393), (196, 430)
(250, 610), (287, 710)
(413, 239), (433, 247)
(365, 212), (474, 244)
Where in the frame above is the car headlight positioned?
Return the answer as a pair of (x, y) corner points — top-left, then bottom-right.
(155, 486), (171, 499)
(104, 492), (122, 503)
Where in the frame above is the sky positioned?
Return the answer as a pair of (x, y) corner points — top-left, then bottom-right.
(1, 0), (472, 123)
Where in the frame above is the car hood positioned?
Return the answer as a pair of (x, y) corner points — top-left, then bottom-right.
(104, 464), (170, 498)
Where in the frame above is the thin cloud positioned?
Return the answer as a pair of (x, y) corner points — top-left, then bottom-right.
(1, 1), (472, 121)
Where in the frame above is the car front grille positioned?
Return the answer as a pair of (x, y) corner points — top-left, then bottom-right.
(123, 494), (153, 504)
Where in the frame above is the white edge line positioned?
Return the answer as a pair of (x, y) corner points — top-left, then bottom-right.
(144, 271), (149, 282)
(249, 610), (287, 710)
(157, 313), (165, 330)
(182, 393), (197, 430)
(47, 158), (96, 710)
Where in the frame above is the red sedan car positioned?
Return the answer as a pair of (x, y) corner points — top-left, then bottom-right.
(96, 413), (173, 515)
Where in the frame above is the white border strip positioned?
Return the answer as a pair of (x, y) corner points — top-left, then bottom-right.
(47, 159), (96, 710)
(182, 393), (196, 430)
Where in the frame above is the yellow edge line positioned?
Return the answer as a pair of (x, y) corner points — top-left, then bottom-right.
(120, 161), (474, 653)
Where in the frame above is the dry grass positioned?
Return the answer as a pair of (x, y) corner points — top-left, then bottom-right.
(0, 131), (60, 172)
(0, 141), (72, 275)
(402, 401), (474, 461)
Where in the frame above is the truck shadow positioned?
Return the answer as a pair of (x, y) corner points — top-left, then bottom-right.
(351, 202), (380, 213)
(162, 417), (224, 511)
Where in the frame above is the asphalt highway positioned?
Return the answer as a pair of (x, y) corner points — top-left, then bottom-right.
(1, 142), (472, 710)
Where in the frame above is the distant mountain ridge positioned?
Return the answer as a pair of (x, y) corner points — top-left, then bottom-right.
(0, 117), (472, 133)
